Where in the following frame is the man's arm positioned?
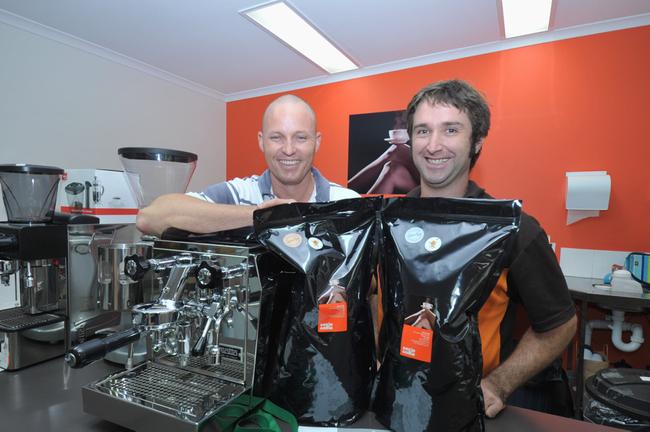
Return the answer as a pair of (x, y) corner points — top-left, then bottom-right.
(481, 314), (577, 418)
(136, 193), (292, 236)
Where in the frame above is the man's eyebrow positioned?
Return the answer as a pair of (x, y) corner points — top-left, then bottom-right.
(412, 123), (430, 129)
(441, 121), (464, 127)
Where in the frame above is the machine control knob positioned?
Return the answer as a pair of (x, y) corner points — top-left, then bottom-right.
(124, 254), (150, 281)
(195, 261), (223, 289)
(197, 267), (212, 287)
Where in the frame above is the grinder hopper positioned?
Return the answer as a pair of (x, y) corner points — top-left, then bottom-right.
(117, 147), (198, 208)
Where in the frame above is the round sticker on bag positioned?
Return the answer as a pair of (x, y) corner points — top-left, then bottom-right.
(405, 227), (424, 244)
(282, 233), (303, 248)
(308, 237), (323, 250)
(424, 237), (442, 252)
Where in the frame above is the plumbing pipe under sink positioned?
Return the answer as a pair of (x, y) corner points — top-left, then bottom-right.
(585, 310), (645, 353)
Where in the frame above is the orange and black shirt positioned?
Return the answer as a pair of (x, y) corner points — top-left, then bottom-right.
(407, 182), (576, 376)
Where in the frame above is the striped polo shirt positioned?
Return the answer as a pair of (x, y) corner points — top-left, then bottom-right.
(188, 168), (359, 204)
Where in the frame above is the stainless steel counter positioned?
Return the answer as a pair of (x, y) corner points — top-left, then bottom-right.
(0, 357), (623, 431)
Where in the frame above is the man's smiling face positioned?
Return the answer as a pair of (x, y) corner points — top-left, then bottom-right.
(411, 102), (482, 197)
(258, 99), (320, 188)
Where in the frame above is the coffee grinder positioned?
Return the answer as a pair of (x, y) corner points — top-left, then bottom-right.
(0, 164), (71, 370)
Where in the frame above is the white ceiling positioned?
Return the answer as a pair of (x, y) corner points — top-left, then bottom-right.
(1, 0), (649, 101)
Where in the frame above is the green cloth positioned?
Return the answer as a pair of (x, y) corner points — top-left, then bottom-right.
(204, 394), (298, 432)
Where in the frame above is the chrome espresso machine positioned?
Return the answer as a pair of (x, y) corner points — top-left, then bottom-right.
(0, 164), (96, 370)
(63, 147), (293, 431)
(67, 231), (292, 432)
(65, 147), (198, 365)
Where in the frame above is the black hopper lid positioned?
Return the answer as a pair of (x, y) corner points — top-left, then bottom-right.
(118, 147), (197, 163)
(0, 164), (64, 175)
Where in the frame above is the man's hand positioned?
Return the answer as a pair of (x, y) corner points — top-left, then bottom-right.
(481, 377), (507, 418)
(479, 316), (577, 419)
(256, 198), (295, 210)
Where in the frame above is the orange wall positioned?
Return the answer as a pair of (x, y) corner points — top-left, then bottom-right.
(227, 26), (650, 253)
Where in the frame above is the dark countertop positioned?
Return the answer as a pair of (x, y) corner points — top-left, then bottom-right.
(566, 276), (650, 310)
(0, 358), (129, 432)
(0, 357), (623, 432)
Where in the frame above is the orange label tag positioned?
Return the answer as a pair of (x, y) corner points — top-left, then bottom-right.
(318, 302), (348, 333)
(400, 324), (433, 363)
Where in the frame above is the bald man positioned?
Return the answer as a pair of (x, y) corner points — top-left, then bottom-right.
(136, 94), (359, 236)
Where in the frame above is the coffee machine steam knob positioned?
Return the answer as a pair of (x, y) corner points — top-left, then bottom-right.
(124, 254), (150, 281)
(195, 261), (223, 290)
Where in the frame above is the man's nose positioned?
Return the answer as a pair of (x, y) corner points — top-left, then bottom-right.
(425, 131), (443, 152)
(281, 140), (297, 155)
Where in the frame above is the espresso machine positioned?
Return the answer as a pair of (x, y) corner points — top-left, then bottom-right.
(0, 164), (95, 370)
(66, 232), (292, 432)
(65, 147), (198, 366)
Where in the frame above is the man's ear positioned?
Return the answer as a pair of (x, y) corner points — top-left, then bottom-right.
(474, 138), (484, 155)
(315, 132), (321, 153)
(258, 131), (264, 152)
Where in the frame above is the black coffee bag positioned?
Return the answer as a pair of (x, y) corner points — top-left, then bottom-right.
(254, 197), (381, 426)
(374, 197), (521, 432)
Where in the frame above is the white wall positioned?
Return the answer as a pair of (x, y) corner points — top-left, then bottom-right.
(0, 19), (226, 219)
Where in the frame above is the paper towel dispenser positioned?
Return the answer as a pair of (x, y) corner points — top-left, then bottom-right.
(565, 171), (611, 225)
(566, 171), (611, 210)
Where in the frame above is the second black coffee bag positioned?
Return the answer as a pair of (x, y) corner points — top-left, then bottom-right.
(374, 197), (521, 432)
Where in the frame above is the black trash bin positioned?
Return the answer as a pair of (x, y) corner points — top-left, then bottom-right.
(583, 368), (650, 430)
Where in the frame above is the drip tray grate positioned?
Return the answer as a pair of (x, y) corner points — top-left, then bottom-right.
(93, 362), (243, 422)
(162, 352), (255, 384)
(0, 307), (64, 332)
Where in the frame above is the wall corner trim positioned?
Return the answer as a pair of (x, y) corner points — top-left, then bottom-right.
(0, 8), (225, 101)
(224, 13), (650, 102)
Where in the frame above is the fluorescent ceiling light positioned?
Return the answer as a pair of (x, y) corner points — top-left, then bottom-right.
(502, 0), (553, 38)
(242, 1), (357, 74)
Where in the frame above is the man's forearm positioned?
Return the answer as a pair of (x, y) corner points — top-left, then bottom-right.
(136, 194), (256, 236)
(484, 315), (577, 401)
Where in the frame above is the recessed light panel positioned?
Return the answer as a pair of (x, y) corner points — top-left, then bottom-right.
(502, 0), (553, 38)
(243, 1), (357, 74)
